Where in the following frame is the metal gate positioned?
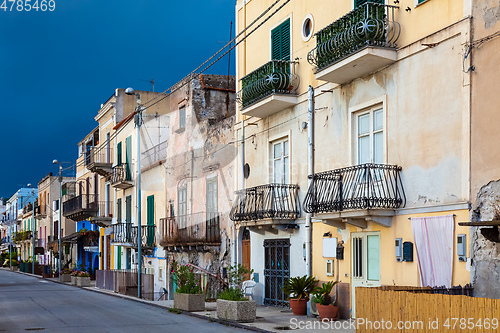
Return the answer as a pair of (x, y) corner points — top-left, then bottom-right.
(264, 238), (290, 307)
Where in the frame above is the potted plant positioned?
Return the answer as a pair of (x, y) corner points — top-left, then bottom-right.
(312, 281), (339, 321)
(77, 271), (91, 287)
(70, 270), (79, 285)
(217, 264), (256, 323)
(172, 262), (205, 311)
(282, 275), (319, 315)
(9, 259), (18, 271)
(60, 268), (72, 282)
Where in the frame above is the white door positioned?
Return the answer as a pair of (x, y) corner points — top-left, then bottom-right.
(351, 232), (381, 318)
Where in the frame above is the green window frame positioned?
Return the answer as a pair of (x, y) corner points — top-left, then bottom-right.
(271, 18), (290, 61)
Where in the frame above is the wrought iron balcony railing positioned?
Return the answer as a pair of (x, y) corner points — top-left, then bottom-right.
(112, 222), (155, 249)
(303, 163), (405, 214)
(62, 194), (98, 219)
(160, 212), (221, 247)
(230, 184), (300, 222)
(307, 2), (400, 72)
(237, 60), (299, 109)
(110, 163), (132, 184)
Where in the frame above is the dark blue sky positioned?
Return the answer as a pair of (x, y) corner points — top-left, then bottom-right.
(0, 0), (236, 199)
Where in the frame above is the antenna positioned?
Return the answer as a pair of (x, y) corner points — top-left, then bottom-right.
(139, 79), (155, 92)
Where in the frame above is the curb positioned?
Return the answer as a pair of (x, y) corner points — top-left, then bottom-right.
(4, 269), (272, 333)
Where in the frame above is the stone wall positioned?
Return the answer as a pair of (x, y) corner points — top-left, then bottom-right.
(470, 179), (500, 299)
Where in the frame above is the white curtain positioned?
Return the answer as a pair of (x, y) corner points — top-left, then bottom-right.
(411, 215), (454, 288)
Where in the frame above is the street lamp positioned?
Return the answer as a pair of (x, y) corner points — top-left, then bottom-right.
(27, 183), (36, 274)
(53, 159), (63, 281)
(125, 87), (142, 298)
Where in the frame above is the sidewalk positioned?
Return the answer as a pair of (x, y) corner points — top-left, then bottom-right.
(4, 268), (355, 333)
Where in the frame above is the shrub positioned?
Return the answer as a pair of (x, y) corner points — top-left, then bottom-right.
(217, 264), (253, 301)
(171, 262), (201, 294)
(312, 281), (338, 305)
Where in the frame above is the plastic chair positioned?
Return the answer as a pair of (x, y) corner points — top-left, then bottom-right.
(242, 280), (256, 300)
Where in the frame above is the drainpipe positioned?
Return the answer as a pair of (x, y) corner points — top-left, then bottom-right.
(235, 117), (244, 267)
(306, 86), (314, 277)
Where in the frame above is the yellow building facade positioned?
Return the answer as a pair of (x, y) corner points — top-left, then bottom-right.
(234, 0), (473, 317)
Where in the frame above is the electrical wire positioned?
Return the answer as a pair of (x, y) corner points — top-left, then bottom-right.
(35, 0), (292, 177)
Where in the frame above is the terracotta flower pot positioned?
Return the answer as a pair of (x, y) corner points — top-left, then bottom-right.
(289, 298), (309, 315)
(316, 304), (338, 321)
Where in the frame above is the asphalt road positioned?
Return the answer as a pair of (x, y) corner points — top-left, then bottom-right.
(0, 269), (245, 333)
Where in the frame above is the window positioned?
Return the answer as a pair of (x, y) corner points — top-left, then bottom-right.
(125, 196), (132, 224)
(53, 200), (59, 211)
(178, 184), (187, 228)
(301, 14), (314, 42)
(179, 106), (186, 130)
(355, 0), (383, 8)
(117, 141), (122, 165)
(117, 198), (122, 222)
(356, 108), (384, 164)
(271, 18), (290, 61)
(272, 138), (289, 184)
(206, 176), (218, 214)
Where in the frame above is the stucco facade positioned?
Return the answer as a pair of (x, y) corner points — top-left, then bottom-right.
(235, 0), (474, 315)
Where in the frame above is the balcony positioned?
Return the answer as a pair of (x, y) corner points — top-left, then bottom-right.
(237, 60), (299, 118)
(89, 201), (113, 227)
(230, 184), (300, 231)
(307, 3), (400, 84)
(303, 163), (405, 228)
(62, 194), (98, 222)
(110, 164), (133, 189)
(159, 212), (221, 250)
(86, 147), (113, 176)
(34, 204), (47, 220)
(111, 223), (155, 250)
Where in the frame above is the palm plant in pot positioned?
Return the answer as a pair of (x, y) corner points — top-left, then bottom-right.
(282, 275), (318, 315)
(312, 281), (338, 321)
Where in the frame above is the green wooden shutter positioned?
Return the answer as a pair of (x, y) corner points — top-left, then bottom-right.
(125, 136), (132, 180)
(117, 245), (121, 269)
(271, 19), (290, 61)
(147, 195), (154, 247)
(147, 195), (154, 226)
(117, 198), (122, 222)
(125, 196), (131, 224)
(117, 141), (122, 165)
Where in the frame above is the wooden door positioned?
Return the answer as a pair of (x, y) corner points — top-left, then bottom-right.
(242, 239), (251, 281)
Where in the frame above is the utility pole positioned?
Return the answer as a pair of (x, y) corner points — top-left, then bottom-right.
(126, 87), (142, 298)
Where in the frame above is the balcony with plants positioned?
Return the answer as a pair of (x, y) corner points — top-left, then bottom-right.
(229, 183), (300, 230)
(307, 2), (400, 84)
(159, 212), (221, 251)
(237, 60), (299, 118)
(62, 194), (98, 222)
(303, 163), (405, 228)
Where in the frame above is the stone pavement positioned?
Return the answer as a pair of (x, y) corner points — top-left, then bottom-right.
(4, 268), (355, 333)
